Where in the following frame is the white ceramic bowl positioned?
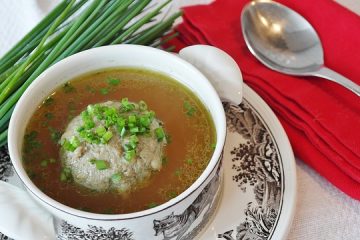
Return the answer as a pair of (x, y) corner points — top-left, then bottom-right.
(8, 45), (227, 239)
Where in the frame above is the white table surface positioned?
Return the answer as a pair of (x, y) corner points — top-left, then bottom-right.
(0, 1), (359, 239)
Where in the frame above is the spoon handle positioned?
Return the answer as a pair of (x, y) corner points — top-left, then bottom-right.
(313, 67), (360, 96)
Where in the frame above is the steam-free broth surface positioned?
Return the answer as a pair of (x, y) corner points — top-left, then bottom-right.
(22, 68), (216, 214)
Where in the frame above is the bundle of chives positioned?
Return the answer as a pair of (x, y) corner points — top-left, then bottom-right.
(0, 0), (181, 147)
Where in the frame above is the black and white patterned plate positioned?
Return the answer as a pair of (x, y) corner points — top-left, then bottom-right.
(0, 84), (296, 240)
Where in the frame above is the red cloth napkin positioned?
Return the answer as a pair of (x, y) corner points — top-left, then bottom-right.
(169, 0), (360, 199)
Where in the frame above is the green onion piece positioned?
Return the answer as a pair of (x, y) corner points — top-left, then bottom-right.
(60, 167), (72, 182)
(147, 202), (158, 209)
(139, 116), (151, 127)
(111, 173), (122, 183)
(128, 115), (136, 124)
(107, 78), (121, 86)
(155, 127), (165, 142)
(186, 159), (193, 165)
(84, 121), (95, 129)
(167, 190), (177, 199)
(175, 169), (182, 176)
(100, 88), (109, 95)
(49, 158), (56, 163)
(62, 82), (75, 93)
(70, 136), (80, 148)
(116, 118), (126, 128)
(90, 159), (109, 170)
(211, 143), (216, 150)
(60, 172), (67, 182)
(44, 112), (54, 120)
(87, 104), (95, 115)
(102, 131), (113, 143)
(121, 98), (134, 112)
(40, 160), (48, 167)
(130, 127), (139, 134)
(184, 101), (196, 116)
(62, 139), (76, 152)
(120, 127), (126, 137)
(124, 150), (136, 162)
(123, 143), (133, 151)
(129, 135), (139, 144)
(95, 125), (106, 136)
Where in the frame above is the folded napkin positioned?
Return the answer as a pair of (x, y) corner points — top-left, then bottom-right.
(169, 0), (360, 199)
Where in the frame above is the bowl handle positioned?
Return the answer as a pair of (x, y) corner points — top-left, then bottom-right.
(178, 45), (243, 105)
(0, 181), (55, 239)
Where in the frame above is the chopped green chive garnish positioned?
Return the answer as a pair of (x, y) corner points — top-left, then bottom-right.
(128, 115), (137, 123)
(48, 127), (61, 143)
(167, 191), (178, 199)
(100, 88), (109, 95)
(60, 167), (72, 182)
(184, 101), (196, 116)
(44, 112), (54, 120)
(120, 127), (126, 137)
(211, 143), (216, 150)
(129, 135), (139, 144)
(124, 150), (136, 162)
(120, 98), (135, 112)
(186, 159), (193, 165)
(70, 136), (80, 148)
(111, 173), (122, 183)
(40, 160), (48, 167)
(63, 82), (75, 93)
(62, 139), (76, 152)
(95, 125), (106, 136)
(90, 159), (109, 170)
(155, 127), (165, 142)
(107, 78), (121, 86)
(147, 202), (158, 209)
(49, 158), (56, 164)
(175, 169), (182, 176)
(102, 131), (113, 143)
(24, 131), (41, 153)
(130, 127), (139, 134)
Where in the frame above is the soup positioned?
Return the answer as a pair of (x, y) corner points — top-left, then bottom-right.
(22, 68), (216, 214)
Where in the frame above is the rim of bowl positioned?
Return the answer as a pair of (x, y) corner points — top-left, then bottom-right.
(8, 44), (226, 220)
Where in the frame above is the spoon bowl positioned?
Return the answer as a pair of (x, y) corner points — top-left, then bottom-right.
(241, 0), (360, 96)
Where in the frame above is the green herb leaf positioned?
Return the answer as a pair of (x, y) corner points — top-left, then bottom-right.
(90, 159), (109, 170)
(183, 101), (196, 116)
(44, 112), (54, 120)
(107, 78), (121, 86)
(100, 88), (109, 95)
(124, 150), (136, 162)
(147, 202), (158, 209)
(111, 173), (122, 183)
(40, 160), (48, 167)
(101, 131), (113, 143)
(62, 82), (75, 93)
(155, 127), (165, 142)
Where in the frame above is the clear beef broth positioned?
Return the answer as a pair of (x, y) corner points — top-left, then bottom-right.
(22, 68), (216, 214)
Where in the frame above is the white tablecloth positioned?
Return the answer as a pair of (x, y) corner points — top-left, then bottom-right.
(1, 1), (359, 239)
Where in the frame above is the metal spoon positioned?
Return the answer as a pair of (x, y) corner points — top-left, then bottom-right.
(241, 0), (360, 96)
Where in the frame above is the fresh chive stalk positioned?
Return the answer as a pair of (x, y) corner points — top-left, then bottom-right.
(0, 0), (181, 147)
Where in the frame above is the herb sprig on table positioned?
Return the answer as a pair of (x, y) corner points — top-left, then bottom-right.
(0, 0), (181, 146)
